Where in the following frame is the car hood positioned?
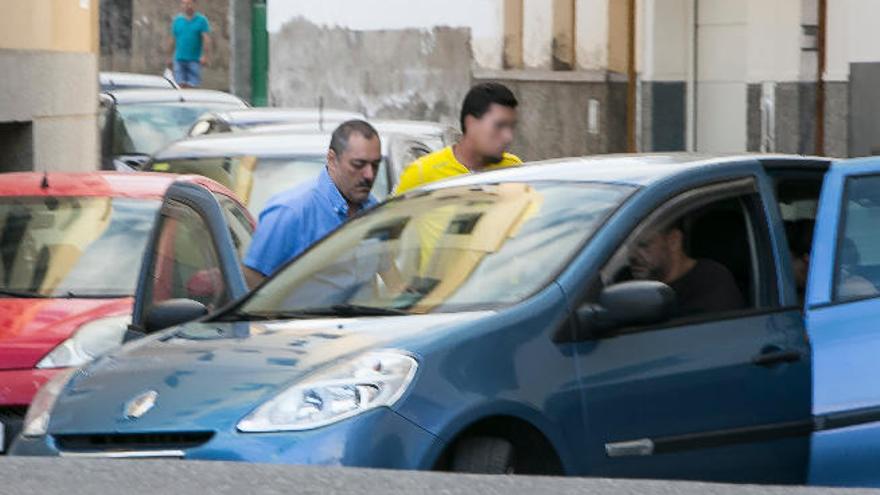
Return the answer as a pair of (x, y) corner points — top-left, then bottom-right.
(0, 298), (132, 370)
(48, 311), (491, 434)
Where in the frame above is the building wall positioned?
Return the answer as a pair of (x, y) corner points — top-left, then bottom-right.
(267, 0), (627, 160)
(0, 0), (99, 172)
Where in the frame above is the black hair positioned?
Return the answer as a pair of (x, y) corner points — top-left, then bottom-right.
(459, 82), (518, 133)
(785, 219), (815, 257)
(329, 120), (379, 156)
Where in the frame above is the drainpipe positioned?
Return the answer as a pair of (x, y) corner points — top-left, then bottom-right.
(814, 0), (827, 156)
(685, 0), (697, 151)
(626, 0), (637, 152)
(251, 0), (269, 107)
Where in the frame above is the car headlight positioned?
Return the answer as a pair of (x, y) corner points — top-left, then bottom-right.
(21, 367), (78, 437)
(237, 350), (418, 432)
(36, 315), (131, 369)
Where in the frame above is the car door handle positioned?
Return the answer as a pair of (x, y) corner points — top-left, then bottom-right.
(751, 347), (802, 367)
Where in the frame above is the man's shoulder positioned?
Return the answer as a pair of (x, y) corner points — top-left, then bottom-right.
(499, 152), (523, 166)
(412, 146), (453, 169)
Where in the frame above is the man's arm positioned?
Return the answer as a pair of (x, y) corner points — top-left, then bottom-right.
(244, 266), (265, 290)
(200, 32), (211, 66)
(166, 36), (175, 69)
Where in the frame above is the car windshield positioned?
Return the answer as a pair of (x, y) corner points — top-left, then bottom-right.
(0, 196), (160, 298)
(149, 154), (390, 214)
(113, 102), (243, 155)
(237, 181), (632, 316)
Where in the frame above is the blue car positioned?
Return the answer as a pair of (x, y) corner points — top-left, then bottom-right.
(11, 155), (880, 486)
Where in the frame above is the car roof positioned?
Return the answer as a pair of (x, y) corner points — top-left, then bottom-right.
(204, 107), (364, 126)
(0, 171), (242, 201)
(247, 119), (454, 139)
(153, 130), (398, 160)
(99, 72), (176, 90)
(102, 88), (248, 107)
(418, 153), (833, 190)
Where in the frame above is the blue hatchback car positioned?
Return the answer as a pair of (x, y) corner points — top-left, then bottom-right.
(12, 155), (880, 486)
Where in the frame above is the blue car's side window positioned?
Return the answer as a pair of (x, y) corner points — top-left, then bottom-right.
(596, 180), (779, 330)
(833, 175), (880, 302)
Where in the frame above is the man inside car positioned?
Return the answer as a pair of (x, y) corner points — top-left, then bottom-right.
(629, 220), (745, 317)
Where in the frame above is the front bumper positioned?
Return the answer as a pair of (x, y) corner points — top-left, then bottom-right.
(11, 407), (444, 469)
(0, 368), (65, 453)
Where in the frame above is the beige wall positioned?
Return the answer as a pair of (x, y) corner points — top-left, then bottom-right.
(607, 0), (631, 74)
(0, 0), (98, 53)
(0, 0), (99, 172)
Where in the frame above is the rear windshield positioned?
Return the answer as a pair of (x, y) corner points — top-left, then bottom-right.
(0, 196), (160, 298)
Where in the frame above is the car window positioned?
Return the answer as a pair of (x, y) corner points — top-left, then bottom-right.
(834, 175), (880, 301)
(238, 182), (633, 315)
(145, 200), (228, 311)
(215, 194), (254, 261)
(112, 102), (244, 155)
(0, 196), (159, 297)
(598, 182), (774, 324)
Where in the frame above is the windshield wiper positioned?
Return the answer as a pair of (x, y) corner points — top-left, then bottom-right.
(293, 304), (409, 317)
(0, 288), (50, 299)
(56, 291), (131, 299)
(215, 304), (408, 322)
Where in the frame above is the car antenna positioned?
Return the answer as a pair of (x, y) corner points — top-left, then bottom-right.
(319, 96), (324, 132)
(40, 170), (49, 189)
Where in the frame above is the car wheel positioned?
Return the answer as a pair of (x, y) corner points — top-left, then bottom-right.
(451, 436), (515, 474)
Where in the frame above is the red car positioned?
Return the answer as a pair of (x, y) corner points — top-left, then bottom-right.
(0, 172), (252, 451)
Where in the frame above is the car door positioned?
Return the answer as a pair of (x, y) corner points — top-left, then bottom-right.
(805, 158), (880, 487)
(568, 175), (812, 483)
(128, 182), (248, 335)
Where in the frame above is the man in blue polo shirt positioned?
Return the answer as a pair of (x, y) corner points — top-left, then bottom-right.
(243, 120), (383, 288)
(167, 0), (212, 88)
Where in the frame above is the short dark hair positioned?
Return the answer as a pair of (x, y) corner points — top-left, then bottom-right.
(329, 120), (379, 156)
(459, 82), (518, 133)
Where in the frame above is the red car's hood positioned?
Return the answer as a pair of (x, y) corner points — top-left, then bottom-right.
(0, 297), (132, 370)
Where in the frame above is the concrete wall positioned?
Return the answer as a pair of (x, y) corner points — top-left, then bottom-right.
(474, 71), (627, 159)
(0, 0), (99, 172)
(269, 18), (472, 126)
(100, 0), (231, 91)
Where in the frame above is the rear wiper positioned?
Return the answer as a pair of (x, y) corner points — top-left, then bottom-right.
(0, 288), (49, 299)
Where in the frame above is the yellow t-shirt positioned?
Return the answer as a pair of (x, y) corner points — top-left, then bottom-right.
(393, 146), (522, 195)
(392, 146), (521, 275)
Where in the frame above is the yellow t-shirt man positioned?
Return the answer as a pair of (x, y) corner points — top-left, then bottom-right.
(394, 146), (522, 195)
(393, 146), (522, 276)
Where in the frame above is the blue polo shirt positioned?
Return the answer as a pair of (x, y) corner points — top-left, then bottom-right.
(171, 13), (211, 61)
(244, 167), (378, 277)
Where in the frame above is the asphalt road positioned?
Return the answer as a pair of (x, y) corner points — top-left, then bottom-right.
(1, 458), (879, 495)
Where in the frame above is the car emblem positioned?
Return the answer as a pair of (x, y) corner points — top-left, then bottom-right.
(124, 390), (158, 420)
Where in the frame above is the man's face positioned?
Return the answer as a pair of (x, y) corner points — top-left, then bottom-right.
(327, 133), (382, 206)
(181, 0), (195, 15)
(630, 229), (677, 282)
(465, 104), (518, 161)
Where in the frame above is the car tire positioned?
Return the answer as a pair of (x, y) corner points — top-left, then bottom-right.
(451, 436), (515, 474)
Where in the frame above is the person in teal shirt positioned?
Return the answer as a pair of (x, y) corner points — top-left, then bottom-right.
(167, 0), (211, 88)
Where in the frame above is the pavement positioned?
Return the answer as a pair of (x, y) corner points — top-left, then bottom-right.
(1, 458), (879, 494)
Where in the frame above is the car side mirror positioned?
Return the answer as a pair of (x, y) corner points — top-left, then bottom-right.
(143, 299), (209, 334)
(575, 281), (676, 338)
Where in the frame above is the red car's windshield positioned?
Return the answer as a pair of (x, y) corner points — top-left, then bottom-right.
(0, 196), (160, 298)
